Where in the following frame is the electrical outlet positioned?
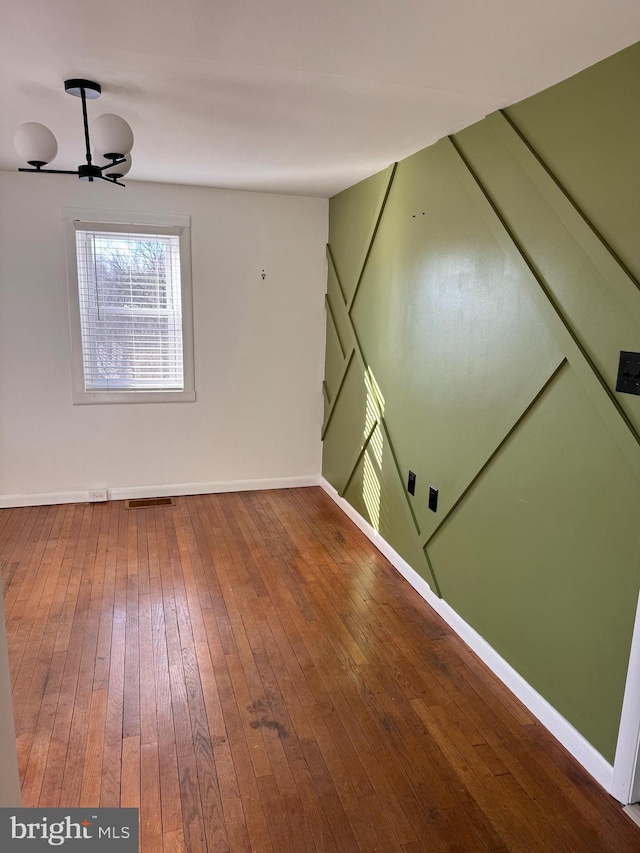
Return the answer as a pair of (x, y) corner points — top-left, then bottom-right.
(88, 489), (107, 503)
(616, 351), (640, 396)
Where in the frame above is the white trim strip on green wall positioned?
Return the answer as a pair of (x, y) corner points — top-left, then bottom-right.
(320, 476), (617, 798)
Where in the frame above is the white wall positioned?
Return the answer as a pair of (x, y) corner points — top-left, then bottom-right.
(0, 173), (328, 504)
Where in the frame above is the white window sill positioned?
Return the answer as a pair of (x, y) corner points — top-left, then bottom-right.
(72, 389), (197, 405)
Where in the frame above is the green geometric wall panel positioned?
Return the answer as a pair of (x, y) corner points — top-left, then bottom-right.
(505, 42), (640, 283)
(329, 165), (395, 305)
(324, 309), (346, 404)
(343, 424), (437, 591)
(350, 139), (565, 541)
(326, 260), (351, 352)
(322, 43), (640, 762)
(321, 353), (370, 494)
(429, 365), (640, 762)
(454, 115), (640, 436)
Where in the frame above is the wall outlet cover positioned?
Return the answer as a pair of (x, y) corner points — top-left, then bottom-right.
(616, 351), (640, 396)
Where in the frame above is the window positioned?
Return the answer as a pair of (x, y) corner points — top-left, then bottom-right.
(64, 209), (195, 404)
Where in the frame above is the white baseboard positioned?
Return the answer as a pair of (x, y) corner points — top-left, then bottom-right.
(319, 476), (615, 797)
(0, 490), (86, 508)
(0, 475), (322, 509)
(623, 804), (640, 828)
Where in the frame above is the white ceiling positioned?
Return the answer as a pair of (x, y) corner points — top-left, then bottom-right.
(2, 1), (640, 197)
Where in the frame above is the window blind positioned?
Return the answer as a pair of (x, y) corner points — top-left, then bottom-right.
(75, 228), (184, 392)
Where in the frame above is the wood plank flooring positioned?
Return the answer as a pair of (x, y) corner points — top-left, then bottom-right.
(1, 487), (638, 852)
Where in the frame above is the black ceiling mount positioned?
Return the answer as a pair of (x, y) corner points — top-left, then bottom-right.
(64, 79), (102, 99)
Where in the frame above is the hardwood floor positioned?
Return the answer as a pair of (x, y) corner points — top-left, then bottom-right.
(1, 487), (638, 852)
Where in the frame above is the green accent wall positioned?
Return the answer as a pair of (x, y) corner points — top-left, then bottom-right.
(322, 42), (640, 763)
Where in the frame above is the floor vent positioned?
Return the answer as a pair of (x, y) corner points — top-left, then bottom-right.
(125, 497), (176, 509)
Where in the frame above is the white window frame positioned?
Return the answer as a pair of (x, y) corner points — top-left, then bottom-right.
(62, 207), (196, 405)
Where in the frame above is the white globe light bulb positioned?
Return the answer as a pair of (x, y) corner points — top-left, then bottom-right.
(91, 114), (134, 159)
(14, 122), (58, 166)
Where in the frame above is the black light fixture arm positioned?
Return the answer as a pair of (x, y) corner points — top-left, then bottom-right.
(16, 165), (126, 186)
(18, 167), (79, 175)
(98, 157), (127, 172)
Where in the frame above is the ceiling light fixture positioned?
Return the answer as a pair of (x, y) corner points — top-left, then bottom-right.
(14, 79), (134, 187)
